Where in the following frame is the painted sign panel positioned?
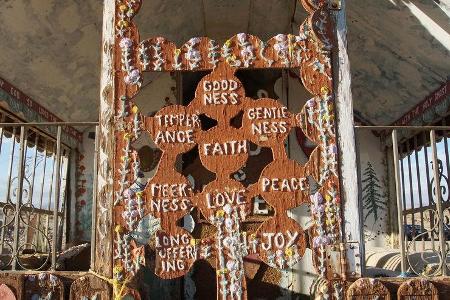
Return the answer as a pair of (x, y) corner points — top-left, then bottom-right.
(103, 0), (345, 299)
(394, 80), (450, 126)
(0, 76), (82, 142)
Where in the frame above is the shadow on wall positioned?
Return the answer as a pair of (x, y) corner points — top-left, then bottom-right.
(136, 255), (313, 299)
(348, 0), (450, 125)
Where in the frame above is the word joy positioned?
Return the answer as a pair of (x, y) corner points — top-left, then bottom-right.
(260, 230), (299, 250)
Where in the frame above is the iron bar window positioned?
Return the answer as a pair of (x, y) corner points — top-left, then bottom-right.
(0, 113), (98, 271)
(356, 124), (450, 277)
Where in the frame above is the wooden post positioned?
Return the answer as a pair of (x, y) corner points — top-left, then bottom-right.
(332, 0), (365, 277)
(95, 0), (116, 277)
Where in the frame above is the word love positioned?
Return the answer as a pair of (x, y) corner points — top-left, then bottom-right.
(203, 79), (239, 105)
(260, 230), (299, 250)
(261, 177), (307, 192)
(149, 183), (192, 213)
(156, 233), (197, 273)
(206, 189), (246, 209)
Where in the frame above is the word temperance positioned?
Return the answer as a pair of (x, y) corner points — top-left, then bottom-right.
(154, 114), (200, 145)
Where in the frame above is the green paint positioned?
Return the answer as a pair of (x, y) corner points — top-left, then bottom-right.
(362, 162), (386, 223)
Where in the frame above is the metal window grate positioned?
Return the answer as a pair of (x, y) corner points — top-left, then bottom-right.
(356, 124), (450, 277)
(0, 113), (98, 271)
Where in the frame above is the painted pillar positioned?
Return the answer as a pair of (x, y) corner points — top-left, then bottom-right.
(332, 0), (365, 277)
(94, 0), (116, 278)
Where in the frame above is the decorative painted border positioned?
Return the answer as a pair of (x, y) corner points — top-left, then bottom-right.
(347, 278), (391, 300)
(397, 279), (438, 299)
(102, 0), (345, 299)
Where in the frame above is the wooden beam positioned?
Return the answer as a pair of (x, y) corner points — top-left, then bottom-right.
(94, 0), (116, 277)
(332, 0), (365, 277)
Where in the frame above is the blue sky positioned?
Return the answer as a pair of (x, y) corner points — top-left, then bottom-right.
(401, 137), (449, 210)
(0, 135), (67, 212)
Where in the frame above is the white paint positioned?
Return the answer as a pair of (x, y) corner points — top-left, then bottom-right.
(206, 190), (246, 208)
(95, 0), (115, 277)
(261, 177), (307, 192)
(155, 130), (194, 144)
(156, 114), (200, 127)
(203, 140), (247, 155)
(333, 0), (365, 276)
(357, 130), (389, 248)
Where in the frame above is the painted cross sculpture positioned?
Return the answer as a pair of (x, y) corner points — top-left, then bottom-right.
(105, 0), (344, 299)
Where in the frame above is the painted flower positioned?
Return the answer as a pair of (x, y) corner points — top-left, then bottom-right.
(131, 210), (139, 218)
(312, 204), (324, 215)
(226, 260), (237, 271)
(306, 98), (316, 108)
(312, 237), (320, 248)
(330, 144), (338, 154)
(237, 33), (247, 44)
(123, 188), (134, 198)
(49, 274), (58, 286)
(275, 34), (287, 42)
(125, 69), (140, 85)
(240, 45), (253, 58)
(223, 204), (233, 215)
(223, 237), (232, 248)
(224, 218), (234, 229)
(298, 32), (308, 41)
(119, 37), (133, 49)
(285, 247), (294, 257)
(295, 35), (305, 43)
(274, 43), (287, 53)
(189, 37), (201, 45)
(216, 209), (225, 218)
(230, 283), (240, 293)
(127, 199), (137, 206)
(38, 273), (47, 281)
(185, 50), (201, 61)
(312, 191), (323, 204)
